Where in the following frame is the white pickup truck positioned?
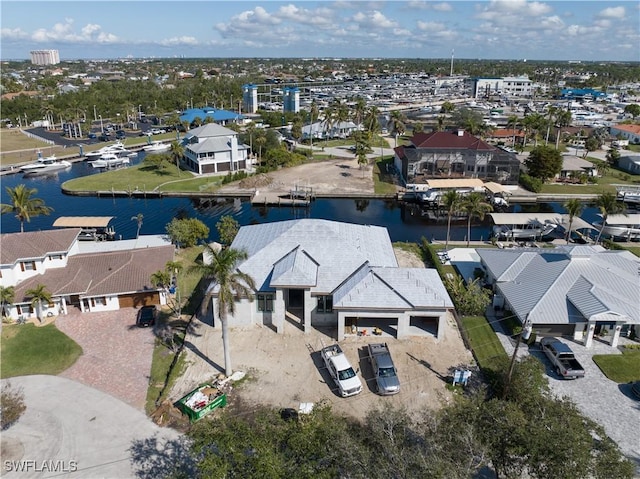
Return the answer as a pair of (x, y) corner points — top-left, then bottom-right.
(320, 344), (362, 397)
(540, 337), (585, 379)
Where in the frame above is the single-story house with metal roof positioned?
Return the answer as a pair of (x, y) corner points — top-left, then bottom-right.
(182, 123), (252, 175)
(618, 154), (640, 175)
(0, 229), (174, 320)
(476, 245), (640, 348)
(203, 219), (454, 340)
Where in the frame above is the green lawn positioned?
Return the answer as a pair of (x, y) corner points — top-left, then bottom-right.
(1, 323), (82, 378)
(459, 315), (508, 370)
(373, 156), (398, 195)
(592, 348), (640, 383)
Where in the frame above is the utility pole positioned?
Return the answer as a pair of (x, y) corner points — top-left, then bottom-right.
(503, 318), (532, 399)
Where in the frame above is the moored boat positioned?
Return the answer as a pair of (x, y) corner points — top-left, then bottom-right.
(20, 155), (72, 176)
(90, 153), (130, 169)
(143, 141), (170, 153)
(592, 214), (640, 241)
(84, 141), (129, 159)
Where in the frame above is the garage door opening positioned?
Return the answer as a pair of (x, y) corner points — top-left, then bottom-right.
(345, 317), (398, 338)
(409, 316), (438, 337)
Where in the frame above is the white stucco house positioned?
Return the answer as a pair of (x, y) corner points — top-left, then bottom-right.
(182, 123), (252, 175)
(0, 228), (174, 320)
(477, 245), (640, 348)
(204, 219), (454, 340)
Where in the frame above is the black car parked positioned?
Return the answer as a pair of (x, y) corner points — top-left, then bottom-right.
(136, 306), (157, 327)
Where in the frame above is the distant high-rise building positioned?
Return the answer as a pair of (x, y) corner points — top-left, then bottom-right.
(242, 84), (258, 114)
(283, 87), (300, 113)
(30, 50), (60, 65)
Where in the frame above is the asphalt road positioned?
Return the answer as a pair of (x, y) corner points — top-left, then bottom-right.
(1, 375), (184, 479)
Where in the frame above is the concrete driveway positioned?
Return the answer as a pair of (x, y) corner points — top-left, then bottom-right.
(1, 375), (184, 479)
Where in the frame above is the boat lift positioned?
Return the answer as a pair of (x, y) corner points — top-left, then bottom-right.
(52, 216), (116, 241)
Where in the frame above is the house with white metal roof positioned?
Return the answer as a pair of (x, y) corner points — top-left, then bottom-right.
(477, 245), (640, 348)
(204, 219), (454, 340)
(182, 123), (252, 175)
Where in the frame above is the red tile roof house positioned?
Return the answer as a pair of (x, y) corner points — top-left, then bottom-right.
(609, 123), (640, 145)
(0, 229), (174, 321)
(393, 130), (521, 185)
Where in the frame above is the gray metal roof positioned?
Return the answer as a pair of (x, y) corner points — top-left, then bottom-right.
(270, 247), (318, 287)
(188, 137), (231, 154)
(478, 246), (640, 325)
(231, 219), (397, 293)
(185, 123), (236, 139)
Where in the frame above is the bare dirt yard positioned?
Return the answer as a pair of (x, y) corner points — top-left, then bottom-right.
(169, 247), (475, 421)
(217, 152), (384, 198)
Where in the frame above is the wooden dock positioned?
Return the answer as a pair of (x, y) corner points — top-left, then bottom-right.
(251, 191), (311, 206)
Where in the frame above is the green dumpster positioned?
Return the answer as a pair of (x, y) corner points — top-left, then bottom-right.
(175, 384), (227, 422)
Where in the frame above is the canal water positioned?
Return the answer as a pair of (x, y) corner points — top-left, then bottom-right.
(0, 154), (604, 243)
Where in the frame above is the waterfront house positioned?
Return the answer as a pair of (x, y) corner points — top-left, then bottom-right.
(393, 129), (521, 185)
(610, 124), (640, 145)
(0, 229), (174, 320)
(203, 219), (454, 340)
(182, 123), (252, 175)
(477, 245), (640, 348)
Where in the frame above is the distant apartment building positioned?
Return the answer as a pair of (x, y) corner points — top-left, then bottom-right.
(242, 84), (258, 113)
(30, 49), (60, 65)
(466, 76), (533, 99)
(283, 86), (300, 113)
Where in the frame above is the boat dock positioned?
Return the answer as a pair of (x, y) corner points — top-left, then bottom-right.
(251, 190), (312, 207)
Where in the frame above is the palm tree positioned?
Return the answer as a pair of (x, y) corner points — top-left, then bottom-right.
(309, 100), (319, 151)
(254, 132), (267, 162)
(594, 192), (625, 244)
(388, 110), (406, 148)
(461, 193), (493, 247)
(170, 140), (184, 174)
(563, 198), (584, 244)
(150, 270), (171, 290)
(191, 246), (256, 376)
(1, 185), (53, 233)
(544, 105), (558, 146)
(131, 213), (143, 239)
(364, 105), (380, 139)
(0, 286), (15, 319)
(25, 284), (52, 323)
(442, 191), (463, 250)
(555, 110), (573, 150)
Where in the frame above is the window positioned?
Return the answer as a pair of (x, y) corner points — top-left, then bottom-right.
(257, 294), (274, 312)
(90, 297), (106, 307)
(49, 254), (63, 261)
(317, 295), (333, 313)
(20, 261), (36, 271)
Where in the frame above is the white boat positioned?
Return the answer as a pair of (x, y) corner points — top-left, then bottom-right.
(90, 153), (130, 169)
(592, 214), (640, 241)
(84, 141), (129, 159)
(143, 141), (170, 153)
(616, 187), (640, 206)
(20, 155), (72, 176)
(490, 213), (561, 240)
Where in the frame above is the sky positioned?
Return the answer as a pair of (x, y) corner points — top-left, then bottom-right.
(1, 1), (639, 62)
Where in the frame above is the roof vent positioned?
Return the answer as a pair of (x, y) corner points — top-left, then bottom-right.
(457, 129), (464, 137)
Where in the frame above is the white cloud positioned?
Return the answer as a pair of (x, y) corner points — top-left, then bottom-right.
(416, 21), (447, 32)
(0, 27), (28, 40)
(433, 3), (453, 12)
(598, 6), (625, 19)
(159, 36), (199, 47)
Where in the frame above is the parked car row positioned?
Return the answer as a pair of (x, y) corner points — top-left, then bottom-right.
(319, 342), (400, 397)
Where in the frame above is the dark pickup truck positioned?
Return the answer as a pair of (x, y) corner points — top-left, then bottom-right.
(540, 337), (585, 379)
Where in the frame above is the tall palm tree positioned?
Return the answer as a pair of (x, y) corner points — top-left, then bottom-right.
(353, 97), (367, 131)
(442, 191), (463, 251)
(563, 198), (584, 244)
(594, 192), (625, 244)
(191, 247), (256, 376)
(254, 132), (267, 162)
(0, 286), (15, 319)
(131, 213), (144, 239)
(544, 105), (558, 146)
(555, 110), (573, 150)
(170, 140), (184, 174)
(364, 105), (380, 139)
(1, 185), (53, 233)
(388, 110), (406, 148)
(461, 193), (493, 247)
(25, 284), (52, 323)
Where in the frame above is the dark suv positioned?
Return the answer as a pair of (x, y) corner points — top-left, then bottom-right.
(136, 306), (156, 327)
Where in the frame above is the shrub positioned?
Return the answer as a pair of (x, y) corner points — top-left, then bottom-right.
(1, 382), (26, 430)
(518, 173), (543, 193)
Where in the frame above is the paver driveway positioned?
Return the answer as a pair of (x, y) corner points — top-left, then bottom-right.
(56, 308), (156, 410)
